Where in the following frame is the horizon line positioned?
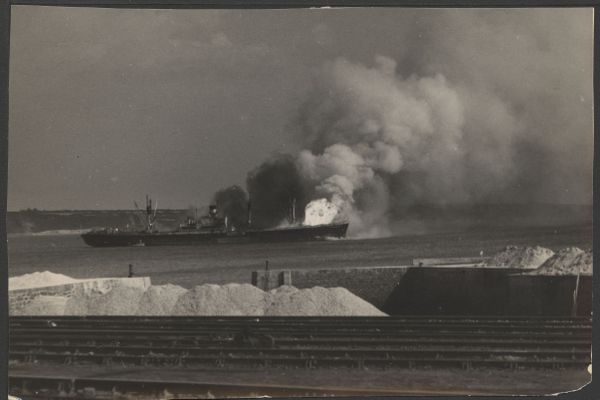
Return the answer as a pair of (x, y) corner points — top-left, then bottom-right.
(7, 202), (594, 213)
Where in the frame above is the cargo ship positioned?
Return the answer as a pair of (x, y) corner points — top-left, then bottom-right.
(81, 197), (349, 247)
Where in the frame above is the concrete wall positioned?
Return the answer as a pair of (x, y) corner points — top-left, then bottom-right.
(291, 267), (410, 310)
(9, 277), (151, 315)
(412, 257), (488, 266)
(253, 266), (410, 309)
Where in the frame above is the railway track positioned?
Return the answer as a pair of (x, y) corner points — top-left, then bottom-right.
(8, 316), (592, 399)
(9, 316), (591, 370)
(7, 374), (520, 399)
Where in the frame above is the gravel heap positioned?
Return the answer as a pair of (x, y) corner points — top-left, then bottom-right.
(173, 284), (386, 316)
(487, 246), (554, 269)
(569, 250), (593, 275)
(266, 285), (386, 316)
(528, 247), (590, 276)
(138, 284), (188, 315)
(172, 284), (268, 316)
(9, 271), (79, 290)
(16, 279), (386, 316)
(172, 284), (386, 316)
(64, 285), (146, 315)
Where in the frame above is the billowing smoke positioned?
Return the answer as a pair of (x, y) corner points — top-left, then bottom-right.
(294, 56), (482, 237)
(287, 43), (591, 237)
(217, 52), (475, 236)
(213, 185), (248, 228)
(287, 10), (592, 237)
(212, 55), (573, 237)
(245, 154), (312, 229)
(210, 10), (592, 238)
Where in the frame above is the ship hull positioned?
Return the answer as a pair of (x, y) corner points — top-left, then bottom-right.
(80, 232), (146, 247)
(81, 223), (349, 247)
(246, 223), (349, 242)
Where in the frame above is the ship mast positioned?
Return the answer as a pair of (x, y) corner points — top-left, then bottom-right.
(144, 195), (157, 232)
(247, 199), (252, 227)
(133, 200), (145, 229)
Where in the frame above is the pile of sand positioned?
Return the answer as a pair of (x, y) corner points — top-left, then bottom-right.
(528, 247), (588, 276)
(172, 284), (268, 316)
(487, 246), (554, 269)
(570, 250), (593, 274)
(49, 283), (386, 316)
(266, 286), (386, 316)
(9, 271), (79, 290)
(137, 284), (188, 315)
(64, 285), (146, 315)
(172, 284), (386, 316)
(11, 276), (386, 317)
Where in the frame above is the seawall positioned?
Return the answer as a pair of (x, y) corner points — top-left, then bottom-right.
(254, 266), (410, 309)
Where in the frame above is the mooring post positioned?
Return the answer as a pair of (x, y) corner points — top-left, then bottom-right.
(128, 264), (134, 278)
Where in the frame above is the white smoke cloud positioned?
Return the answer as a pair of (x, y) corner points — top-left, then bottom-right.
(295, 55), (475, 237)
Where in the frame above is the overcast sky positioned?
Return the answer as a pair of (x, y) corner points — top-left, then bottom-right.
(8, 7), (593, 210)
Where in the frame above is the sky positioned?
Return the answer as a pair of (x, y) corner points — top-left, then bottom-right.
(8, 7), (594, 211)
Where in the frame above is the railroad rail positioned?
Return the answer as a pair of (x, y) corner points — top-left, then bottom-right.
(9, 316), (591, 369)
(7, 374), (519, 399)
(8, 316), (592, 399)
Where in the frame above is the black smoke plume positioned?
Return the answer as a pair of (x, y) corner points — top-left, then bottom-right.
(213, 185), (248, 228)
(246, 154), (312, 229)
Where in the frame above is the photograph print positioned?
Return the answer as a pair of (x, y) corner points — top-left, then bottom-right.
(6, 5), (594, 398)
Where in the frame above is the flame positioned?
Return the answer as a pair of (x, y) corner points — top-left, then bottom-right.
(303, 198), (339, 226)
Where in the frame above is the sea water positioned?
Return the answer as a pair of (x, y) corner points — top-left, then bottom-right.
(8, 224), (592, 288)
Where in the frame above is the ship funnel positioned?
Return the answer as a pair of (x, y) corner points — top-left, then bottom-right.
(146, 195), (152, 215)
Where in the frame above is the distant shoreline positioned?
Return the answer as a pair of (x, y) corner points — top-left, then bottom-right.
(8, 229), (89, 237)
(6, 204), (592, 236)
(6, 203), (592, 214)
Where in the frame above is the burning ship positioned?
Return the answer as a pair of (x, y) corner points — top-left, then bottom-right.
(81, 196), (349, 247)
